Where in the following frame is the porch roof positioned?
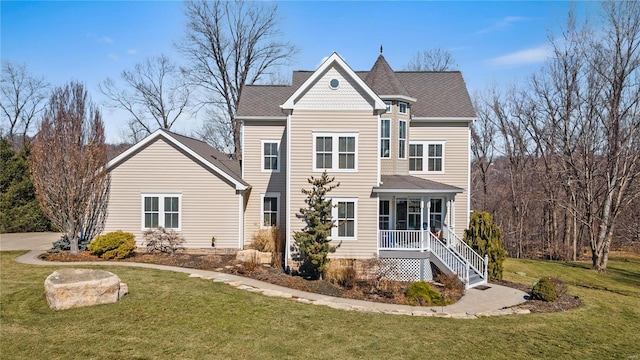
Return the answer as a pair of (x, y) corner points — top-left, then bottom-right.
(373, 175), (463, 194)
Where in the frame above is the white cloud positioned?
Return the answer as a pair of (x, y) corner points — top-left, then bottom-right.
(490, 44), (551, 66)
(477, 16), (528, 34)
(108, 53), (119, 61)
(127, 49), (137, 55)
(98, 36), (114, 44)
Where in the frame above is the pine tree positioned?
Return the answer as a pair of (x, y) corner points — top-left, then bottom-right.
(464, 211), (507, 280)
(293, 171), (340, 279)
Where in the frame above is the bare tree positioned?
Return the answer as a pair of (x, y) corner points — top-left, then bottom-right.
(178, 0), (299, 158)
(99, 54), (190, 139)
(30, 82), (110, 253)
(0, 61), (49, 146)
(404, 47), (459, 71)
(471, 91), (496, 210)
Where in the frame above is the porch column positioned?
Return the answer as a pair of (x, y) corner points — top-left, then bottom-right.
(450, 197), (456, 231)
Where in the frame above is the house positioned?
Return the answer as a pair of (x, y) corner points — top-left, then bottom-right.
(103, 52), (487, 288)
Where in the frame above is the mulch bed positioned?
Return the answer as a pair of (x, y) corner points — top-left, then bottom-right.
(39, 251), (579, 312)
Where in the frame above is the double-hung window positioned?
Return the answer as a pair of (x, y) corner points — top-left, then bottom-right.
(428, 143), (444, 172)
(409, 144), (423, 171)
(398, 120), (407, 159)
(313, 133), (358, 171)
(261, 193), (279, 228)
(398, 102), (407, 114)
(331, 198), (357, 240)
(380, 119), (390, 158)
(409, 141), (445, 173)
(142, 194), (181, 230)
(262, 140), (279, 172)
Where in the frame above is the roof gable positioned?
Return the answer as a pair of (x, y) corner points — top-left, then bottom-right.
(281, 53), (386, 111)
(106, 129), (249, 191)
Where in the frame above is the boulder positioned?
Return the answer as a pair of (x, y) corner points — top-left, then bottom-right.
(236, 249), (272, 264)
(44, 269), (128, 310)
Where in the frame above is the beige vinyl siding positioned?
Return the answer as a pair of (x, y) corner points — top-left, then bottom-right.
(293, 66), (375, 110)
(104, 138), (241, 248)
(242, 120), (287, 246)
(409, 121), (470, 237)
(289, 110), (379, 259)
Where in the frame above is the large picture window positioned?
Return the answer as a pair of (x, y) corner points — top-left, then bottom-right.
(142, 194), (181, 230)
(380, 119), (390, 158)
(313, 133), (358, 171)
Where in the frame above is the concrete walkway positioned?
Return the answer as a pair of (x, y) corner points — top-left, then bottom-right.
(14, 249), (530, 319)
(3, 232), (529, 318)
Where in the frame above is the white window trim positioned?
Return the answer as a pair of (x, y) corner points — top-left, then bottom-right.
(384, 101), (392, 113)
(409, 140), (446, 174)
(261, 139), (280, 173)
(312, 132), (359, 172)
(398, 102), (408, 114)
(260, 192), (280, 229)
(141, 193), (182, 231)
(398, 120), (407, 159)
(329, 197), (358, 240)
(380, 119), (391, 159)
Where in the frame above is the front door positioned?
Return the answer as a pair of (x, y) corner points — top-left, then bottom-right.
(396, 199), (407, 230)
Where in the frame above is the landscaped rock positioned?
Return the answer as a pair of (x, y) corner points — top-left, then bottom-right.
(236, 249), (272, 264)
(44, 269), (127, 310)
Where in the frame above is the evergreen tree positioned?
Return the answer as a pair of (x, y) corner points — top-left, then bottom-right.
(293, 171), (340, 279)
(0, 139), (51, 233)
(464, 211), (507, 280)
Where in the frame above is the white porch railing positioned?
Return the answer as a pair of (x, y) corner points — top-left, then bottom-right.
(377, 229), (488, 288)
(378, 230), (425, 250)
(442, 226), (488, 282)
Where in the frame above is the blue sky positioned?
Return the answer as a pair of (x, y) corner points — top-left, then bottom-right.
(2, 1), (584, 142)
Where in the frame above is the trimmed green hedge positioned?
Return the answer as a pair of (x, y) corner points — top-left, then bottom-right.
(88, 231), (136, 259)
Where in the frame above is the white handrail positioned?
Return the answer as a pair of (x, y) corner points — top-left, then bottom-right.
(443, 226), (486, 278)
(427, 232), (468, 286)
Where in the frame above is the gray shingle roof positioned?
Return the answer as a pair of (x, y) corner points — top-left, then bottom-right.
(237, 57), (475, 119)
(374, 175), (463, 193)
(364, 55), (411, 98)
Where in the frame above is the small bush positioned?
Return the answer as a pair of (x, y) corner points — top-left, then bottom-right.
(531, 277), (558, 302)
(250, 227), (278, 253)
(325, 260), (358, 289)
(143, 227), (185, 255)
(88, 231), (136, 259)
(48, 235), (90, 253)
(405, 281), (445, 306)
(436, 273), (465, 298)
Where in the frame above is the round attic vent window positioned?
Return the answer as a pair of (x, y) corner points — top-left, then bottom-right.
(329, 78), (340, 89)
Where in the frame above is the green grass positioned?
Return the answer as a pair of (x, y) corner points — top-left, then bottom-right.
(1, 251), (639, 359)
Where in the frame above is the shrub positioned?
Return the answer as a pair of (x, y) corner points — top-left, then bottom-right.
(405, 281), (445, 306)
(464, 211), (507, 280)
(88, 231), (136, 259)
(325, 260), (358, 289)
(531, 277), (558, 302)
(143, 227), (185, 255)
(548, 277), (567, 298)
(48, 235), (90, 253)
(436, 273), (465, 299)
(250, 227), (278, 253)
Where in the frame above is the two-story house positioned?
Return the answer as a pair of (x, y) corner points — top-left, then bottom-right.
(103, 52), (487, 288)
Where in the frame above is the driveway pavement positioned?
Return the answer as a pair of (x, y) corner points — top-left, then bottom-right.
(0, 232), (61, 251)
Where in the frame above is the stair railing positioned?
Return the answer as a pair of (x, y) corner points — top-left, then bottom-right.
(427, 232), (469, 286)
(443, 226), (486, 279)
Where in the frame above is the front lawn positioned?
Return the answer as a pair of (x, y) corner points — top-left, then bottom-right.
(1, 251), (639, 359)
